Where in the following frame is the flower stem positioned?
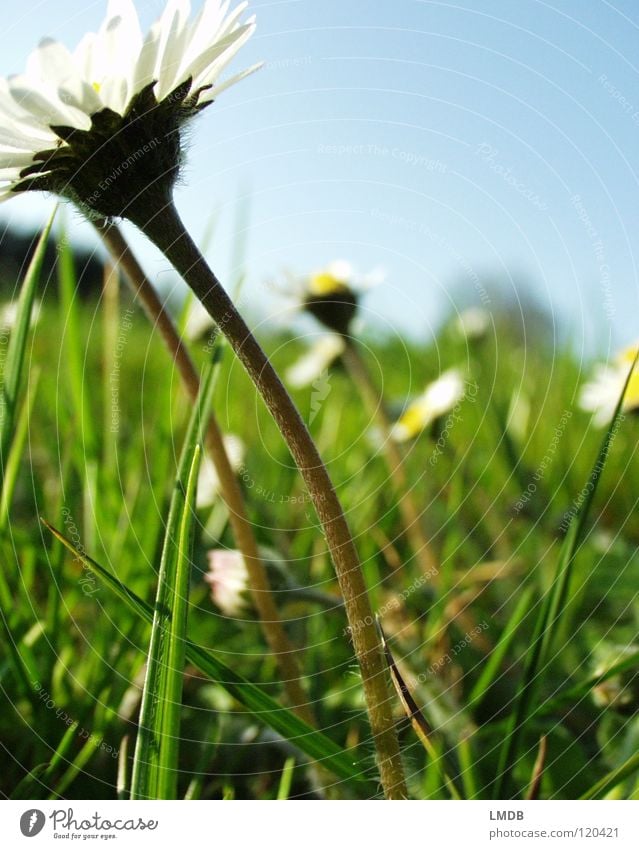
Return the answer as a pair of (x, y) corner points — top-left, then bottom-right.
(127, 200), (408, 799)
(340, 339), (439, 582)
(97, 221), (316, 727)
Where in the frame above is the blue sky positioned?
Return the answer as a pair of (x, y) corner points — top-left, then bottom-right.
(2, 0), (639, 355)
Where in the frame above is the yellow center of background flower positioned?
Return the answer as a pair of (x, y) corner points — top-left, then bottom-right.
(616, 345), (639, 409)
(308, 272), (350, 296)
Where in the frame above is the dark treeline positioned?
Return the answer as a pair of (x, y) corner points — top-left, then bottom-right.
(0, 222), (104, 298)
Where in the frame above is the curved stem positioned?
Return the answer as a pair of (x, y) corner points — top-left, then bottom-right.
(340, 339), (439, 583)
(97, 221), (315, 727)
(126, 200), (407, 799)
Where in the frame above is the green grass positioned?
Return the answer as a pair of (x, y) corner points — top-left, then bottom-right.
(1, 227), (639, 800)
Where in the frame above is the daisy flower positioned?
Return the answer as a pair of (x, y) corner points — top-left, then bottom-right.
(204, 547), (341, 616)
(390, 368), (466, 443)
(0, 0), (259, 220)
(454, 306), (490, 341)
(0, 298), (41, 330)
(3, 2), (408, 791)
(288, 260), (383, 336)
(204, 549), (250, 617)
(579, 343), (639, 427)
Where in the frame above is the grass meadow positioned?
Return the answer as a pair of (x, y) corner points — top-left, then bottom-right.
(1, 220), (639, 801)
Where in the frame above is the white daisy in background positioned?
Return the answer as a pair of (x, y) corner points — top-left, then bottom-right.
(196, 433), (245, 508)
(204, 546), (342, 616)
(390, 368), (466, 443)
(183, 295), (215, 342)
(579, 343), (639, 427)
(454, 306), (491, 341)
(0, 299), (42, 330)
(286, 260), (384, 336)
(204, 549), (250, 616)
(0, 0), (259, 221)
(285, 335), (345, 389)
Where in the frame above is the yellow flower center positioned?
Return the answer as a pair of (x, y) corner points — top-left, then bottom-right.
(395, 399), (433, 440)
(616, 344), (639, 409)
(308, 272), (349, 296)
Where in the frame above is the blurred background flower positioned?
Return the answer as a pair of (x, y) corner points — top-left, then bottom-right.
(282, 259), (383, 336)
(579, 344), (639, 427)
(390, 368), (466, 442)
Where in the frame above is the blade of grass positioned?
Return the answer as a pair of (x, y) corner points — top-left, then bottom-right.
(0, 369), (40, 530)
(493, 354), (637, 798)
(42, 519), (377, 795)
(0, 207), (56, 482)
(537, 650), (639, 716)
(8, 763), (49, 800)
(525, 735), (547, 800)
(581, 751), (639, 800)
(457, 733), (479, 799)
(43, 720), (80, 779)
(467, 586), (533, 710)
(0, 621), (44, 687)
(57, 223), (97, 459)
(130, 354), (214, 799)
(0, 608), (37, 699)
(49, 731), (103, 798)
(117, 735), (130, 800)
(277, 756), (296, 800)
(102, 261), (119, 470)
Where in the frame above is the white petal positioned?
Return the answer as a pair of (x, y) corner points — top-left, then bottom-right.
(99, 75), (128, 115)
(0, 83), (44, 126)
(26, 39), (77, 86)
(325, 259), (353, 282)
(128, 24), (159, 97)
(196, 60), (261, 102)
(182, 21), (254, 92)
(154, 0), (192, 100)
(0, 166), (32, 181)
(183, 0), (243, 72)
(58, 78), (102, 116)
(0, 126), (44, 150)
(73, 33), (98, 85)
(390, 369), (466, 442)
(0, 148), (40, 168)
(94, 17), (138, 112)
(285, 336), (345, 388)
(106, 0), (142, 43)
(9, 77), (91, 130)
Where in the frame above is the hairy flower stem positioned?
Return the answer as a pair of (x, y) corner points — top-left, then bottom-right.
(128, 200), (407, 799)
(97, 221), (315, 727)
(340, 339), (439, 582)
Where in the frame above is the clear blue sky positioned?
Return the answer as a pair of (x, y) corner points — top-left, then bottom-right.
(2, 0), (639, 355)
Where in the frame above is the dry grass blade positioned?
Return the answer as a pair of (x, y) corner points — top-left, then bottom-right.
(525, 735), (547, 800)
(378, 618), (461, 799)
